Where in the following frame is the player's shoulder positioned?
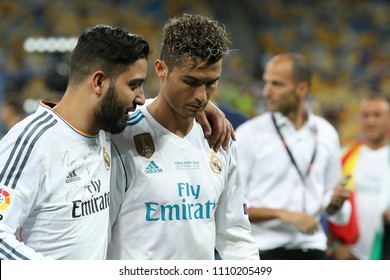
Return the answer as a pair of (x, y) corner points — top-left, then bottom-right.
(215, 139), (239, 162)
(111, 107), (150, 150)
(121, 107), (149, 135)
(2, 108), (57, 141)
(127, 107), (147, 127)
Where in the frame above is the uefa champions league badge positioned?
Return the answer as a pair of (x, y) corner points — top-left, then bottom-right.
(209, 151), (222, 174)
(0, 186), (15, 221)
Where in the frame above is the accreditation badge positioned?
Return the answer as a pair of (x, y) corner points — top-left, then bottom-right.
(134, 133), (155, 158)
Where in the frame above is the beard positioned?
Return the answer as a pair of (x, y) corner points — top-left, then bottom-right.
(94, 84), (129, 134)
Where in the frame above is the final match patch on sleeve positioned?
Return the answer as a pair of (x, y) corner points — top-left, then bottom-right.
(0, 186), (15, 222)
(243, 203), (248, 215)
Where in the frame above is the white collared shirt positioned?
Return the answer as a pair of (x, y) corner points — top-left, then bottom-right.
(235, 111), (349, 251)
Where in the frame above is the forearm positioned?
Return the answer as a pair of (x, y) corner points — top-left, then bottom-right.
(248, 207), (286, 222)
(249, 207), (319, 234)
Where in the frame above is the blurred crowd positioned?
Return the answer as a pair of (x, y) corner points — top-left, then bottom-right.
(1, 0), (390, 144)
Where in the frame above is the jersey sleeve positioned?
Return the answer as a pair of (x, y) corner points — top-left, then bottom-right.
(0, 129), (50, 259)
(214, 142), (259, 260)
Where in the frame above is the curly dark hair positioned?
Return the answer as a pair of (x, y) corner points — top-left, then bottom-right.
(160, 13), (231, 70)
(69, 24), (150, 85)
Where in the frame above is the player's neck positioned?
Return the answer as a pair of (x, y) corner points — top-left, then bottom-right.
(54, 92), (99, 135)
(147, 98), (193, 138)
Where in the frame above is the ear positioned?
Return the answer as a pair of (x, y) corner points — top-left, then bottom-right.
(155, 59), (167, 79)
(92, 71), (105, 95)
(297, 81), (310, 99)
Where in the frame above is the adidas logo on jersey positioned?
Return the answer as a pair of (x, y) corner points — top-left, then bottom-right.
(144, 161), (163, 174)
(65, 170), (81, 183)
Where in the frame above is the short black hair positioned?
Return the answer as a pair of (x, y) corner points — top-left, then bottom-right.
(69, 24), (150, 84)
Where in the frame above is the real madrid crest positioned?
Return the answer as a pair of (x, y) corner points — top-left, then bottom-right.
(209, 151), (222, 174)
(134, 133), (155, 158)
(103, 147), (110, 170)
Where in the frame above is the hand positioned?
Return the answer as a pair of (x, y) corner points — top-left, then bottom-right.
(278, 210), (319, 234)
(326, 175), (351, 215)
(333, 243), (357, 260)
(196, 101), (236, 152)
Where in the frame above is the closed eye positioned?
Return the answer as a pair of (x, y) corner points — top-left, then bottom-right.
(206, 80), (218, 87)
(183, 77), (219, 88)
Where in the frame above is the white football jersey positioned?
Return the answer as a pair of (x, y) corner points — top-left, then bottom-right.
(108, 105), (258, 260)
(0, 102), (111, 259)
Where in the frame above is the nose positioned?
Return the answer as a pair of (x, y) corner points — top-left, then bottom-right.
(262, 83), (271, 98)
(135, 87), (145, 105)
(194, 85), (207, 103)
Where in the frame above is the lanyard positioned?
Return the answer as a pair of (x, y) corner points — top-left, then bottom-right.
(271, 113), (318, 185)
